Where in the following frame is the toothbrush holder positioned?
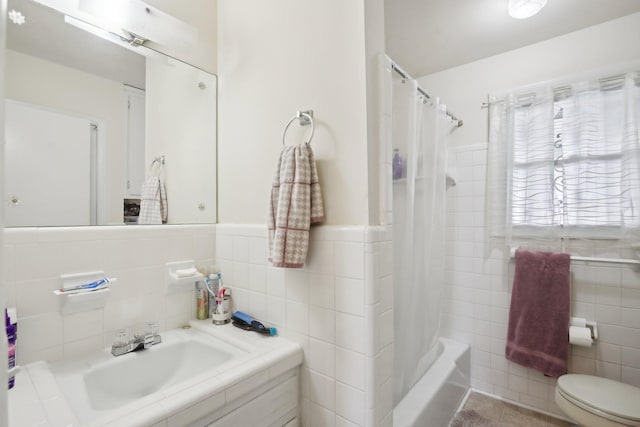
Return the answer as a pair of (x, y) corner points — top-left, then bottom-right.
(211, 310), (231, 325)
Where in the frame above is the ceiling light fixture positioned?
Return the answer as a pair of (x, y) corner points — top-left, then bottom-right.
(64, 15), (166, 60)
(508, 0), (547, 19)
(77, 0), (197, 47)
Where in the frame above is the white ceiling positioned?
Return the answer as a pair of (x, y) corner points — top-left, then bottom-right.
(385, 0), (640, 78)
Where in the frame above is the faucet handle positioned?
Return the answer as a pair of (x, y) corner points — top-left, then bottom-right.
(144, 321), (161, 349)
(146, 321), (159, 336)
(114, 329), (129, 346)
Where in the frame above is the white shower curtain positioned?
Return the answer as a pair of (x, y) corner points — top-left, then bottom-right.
(387, 63), (452, 404)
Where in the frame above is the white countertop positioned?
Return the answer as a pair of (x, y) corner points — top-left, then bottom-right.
(8, 320), (303, 427)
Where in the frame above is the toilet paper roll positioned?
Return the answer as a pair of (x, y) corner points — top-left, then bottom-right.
(569, 326), (593, 347)
(570, 317), (587, 328)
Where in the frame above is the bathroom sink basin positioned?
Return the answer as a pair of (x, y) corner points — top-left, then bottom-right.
(17, 323), (303, 427)
(84, 339), (232, 410)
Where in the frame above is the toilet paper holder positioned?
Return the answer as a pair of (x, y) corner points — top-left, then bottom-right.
(571, 317), (598, 341)
(585, 321), (598, 340)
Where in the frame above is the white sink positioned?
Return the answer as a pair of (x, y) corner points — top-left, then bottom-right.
(46, 327), (250, 423)
(12, 323), (304, 427)
(84, 339), (233, 410)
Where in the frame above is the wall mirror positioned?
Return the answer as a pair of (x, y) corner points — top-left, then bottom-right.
(4, 0), (217, 227)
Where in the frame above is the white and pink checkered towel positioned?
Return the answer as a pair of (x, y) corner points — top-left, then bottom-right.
(268, 144), (324, 268)
(138, 176), (167, 225)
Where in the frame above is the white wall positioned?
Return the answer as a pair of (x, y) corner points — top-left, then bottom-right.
(5, 49), (128, 225)
(364, 0), (386, 226)
(421, 13), (640, 417)
(217, 0), (371, 225)
(420, 12), (640, 148)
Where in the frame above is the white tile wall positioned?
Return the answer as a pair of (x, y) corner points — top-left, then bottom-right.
(444, 144), (640, 416)
(215, 224), (393, 427)
(4, 223), (392, 426)
(3, 225), (216, 365)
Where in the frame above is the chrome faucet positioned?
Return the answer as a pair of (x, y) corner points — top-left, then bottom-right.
(111, 321), (162, 357)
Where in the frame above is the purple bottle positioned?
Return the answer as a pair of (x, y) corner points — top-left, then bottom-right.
(393, 149), (404, 180)
(6, 309), (16, 389)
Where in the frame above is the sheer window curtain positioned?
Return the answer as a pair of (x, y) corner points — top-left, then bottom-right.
(486, 72), (640, 246)
(561, 75), (640, 239)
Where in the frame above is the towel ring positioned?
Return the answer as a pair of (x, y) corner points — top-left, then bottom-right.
(150, 155), (165, 167)
(282, 110), (314, 145)
(149, 155), (165, 175)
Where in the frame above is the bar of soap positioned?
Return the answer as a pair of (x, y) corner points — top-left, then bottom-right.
(175, 267), (198, 278)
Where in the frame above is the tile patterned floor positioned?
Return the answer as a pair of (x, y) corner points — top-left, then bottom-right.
(450, 392), (578, 427)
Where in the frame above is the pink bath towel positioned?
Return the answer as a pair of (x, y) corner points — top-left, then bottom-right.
(505, 249), (570, 378)
(268, 144), (324, 268)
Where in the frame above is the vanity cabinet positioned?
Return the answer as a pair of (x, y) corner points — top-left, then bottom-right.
(204, 371), (298, 427)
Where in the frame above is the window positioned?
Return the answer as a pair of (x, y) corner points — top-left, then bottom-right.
(487, 73), (640, 242)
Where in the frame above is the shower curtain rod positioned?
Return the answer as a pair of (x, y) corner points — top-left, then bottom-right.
(391, 63), (463, 127)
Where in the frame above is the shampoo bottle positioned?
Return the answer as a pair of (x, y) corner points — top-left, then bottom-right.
(6, 308), (17, 389)
(196, 285), (208, 320)
(196, 267), (209, 320)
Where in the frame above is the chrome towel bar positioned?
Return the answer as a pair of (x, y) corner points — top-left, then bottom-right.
(509, 247), (640, 266)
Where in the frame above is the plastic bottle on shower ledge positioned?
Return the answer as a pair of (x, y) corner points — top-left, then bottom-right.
(393, 148), (404, 180)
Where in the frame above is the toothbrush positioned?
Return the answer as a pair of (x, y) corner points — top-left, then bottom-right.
(231, 311), (277, 336)
(204, 273), (219, 298)
(216, 285), (225, 314)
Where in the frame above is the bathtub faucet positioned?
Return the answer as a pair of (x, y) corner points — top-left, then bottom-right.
(111, 321), (162, 357)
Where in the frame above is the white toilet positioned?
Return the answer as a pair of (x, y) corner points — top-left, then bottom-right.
(555, 374), (640, 427)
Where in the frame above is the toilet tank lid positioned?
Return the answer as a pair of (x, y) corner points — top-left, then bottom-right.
(557, 374), (640, 422)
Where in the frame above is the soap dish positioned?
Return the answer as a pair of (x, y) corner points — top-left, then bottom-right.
(166, 260), (204, 293)
(59, 271), (111, 315)
(63, 288), (110, 314)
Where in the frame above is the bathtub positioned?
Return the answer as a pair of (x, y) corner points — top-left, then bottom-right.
(8, 321), (303, 427)
(393, 337), (470, 427)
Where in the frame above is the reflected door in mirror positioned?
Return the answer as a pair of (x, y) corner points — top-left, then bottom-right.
(5, 100), (96, 226)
